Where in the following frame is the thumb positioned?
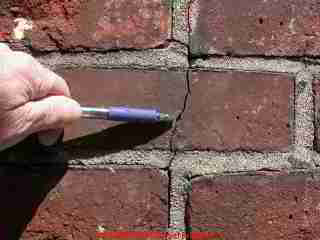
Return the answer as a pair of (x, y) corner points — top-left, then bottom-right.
(24, 96), (81, 136)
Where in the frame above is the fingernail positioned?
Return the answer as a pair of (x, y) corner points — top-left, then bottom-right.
(38, 129), (63, 146)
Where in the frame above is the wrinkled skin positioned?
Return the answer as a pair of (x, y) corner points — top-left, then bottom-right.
(0, 43), (81, 151)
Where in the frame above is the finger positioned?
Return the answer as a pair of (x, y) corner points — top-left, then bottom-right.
(37, 128), (63, 146)
(35, 63), (71, 98)
(23, 95), (81, 134)
(0, 43), (11, 53)
(13, 52), (71, 99)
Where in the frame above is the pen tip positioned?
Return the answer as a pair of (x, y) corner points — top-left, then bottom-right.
(159, 113), (173, 123)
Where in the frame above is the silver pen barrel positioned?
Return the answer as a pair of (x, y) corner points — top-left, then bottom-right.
(81, 107), (110, 120)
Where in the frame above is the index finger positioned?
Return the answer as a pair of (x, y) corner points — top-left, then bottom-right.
(37, 64), (71, 98)
(15, 51), (71, 99)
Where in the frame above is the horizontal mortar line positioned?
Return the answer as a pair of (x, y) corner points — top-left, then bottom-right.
(49, 66), (190, 71)
(190, 60), (305, 70)
(40, 59), (304, 72)
(0, 162), (170, 169)
(31, 42), (187, 57)
(14, 39), (177, 55)
(173, 149), (293, 155)
(67, 160), (170, 166)
(57, 156), (171, 168)
(65, 164), (171, 170)
(46, 66), (304, 75)
(63, 148), (175, 153)
(44, 62), (305, 73)
(37, 53), (315, 67)
(189, 168), (319, 180)
(46, 65), (302, 74)
(176, 164), (317, 174)
(189, 53), (319, 61)
(67, 160), (170, 165)
(39, 54), (315, 73)
(189, 67), (300, 74)
(38, 53), (188, 61)
(38, 58), (190, 71)
(171, 151), (296, 173)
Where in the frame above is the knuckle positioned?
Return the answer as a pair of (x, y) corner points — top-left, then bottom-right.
(24, 103), (40, 125)
(40, 100), (63, 129)
(40, 101), (53, 128)
(24, 102), (48, 131)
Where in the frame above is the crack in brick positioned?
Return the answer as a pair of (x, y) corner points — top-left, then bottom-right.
(169, 70), (190, 160)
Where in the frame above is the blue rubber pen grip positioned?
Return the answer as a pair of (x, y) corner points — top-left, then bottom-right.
(108, 107), (160, 123)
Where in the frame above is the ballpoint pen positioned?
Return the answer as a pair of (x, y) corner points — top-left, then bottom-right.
(81, 106), (173, 124)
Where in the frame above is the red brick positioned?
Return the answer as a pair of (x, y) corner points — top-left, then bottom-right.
(0, 167), (168, 239)
(0, 0), (171, 51)
(188, 172), (320, 240)
(176, 71), (293, 151)
(190, 0), (320, 56)
(58, 69), (186, 150)
(314, 76), (320, 152)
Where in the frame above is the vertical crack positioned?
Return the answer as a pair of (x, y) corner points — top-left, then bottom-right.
(169, 70), (190, 164)
(168, 0), (192, 166)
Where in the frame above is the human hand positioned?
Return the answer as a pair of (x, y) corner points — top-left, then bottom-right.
(0, 43), (81, 151)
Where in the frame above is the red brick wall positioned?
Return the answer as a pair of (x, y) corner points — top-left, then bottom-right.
(1, 0), (320, 239)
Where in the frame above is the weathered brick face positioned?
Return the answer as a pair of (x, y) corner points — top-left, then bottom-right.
(0, 0), (171, 50)
(176, 71), (293, 151)
(58, 69), (186, 150)
(0, 0), (319, 238)
(188, 172), (320, 240)
(1, 167), (168, 240)
(190, 0), (320, 56)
